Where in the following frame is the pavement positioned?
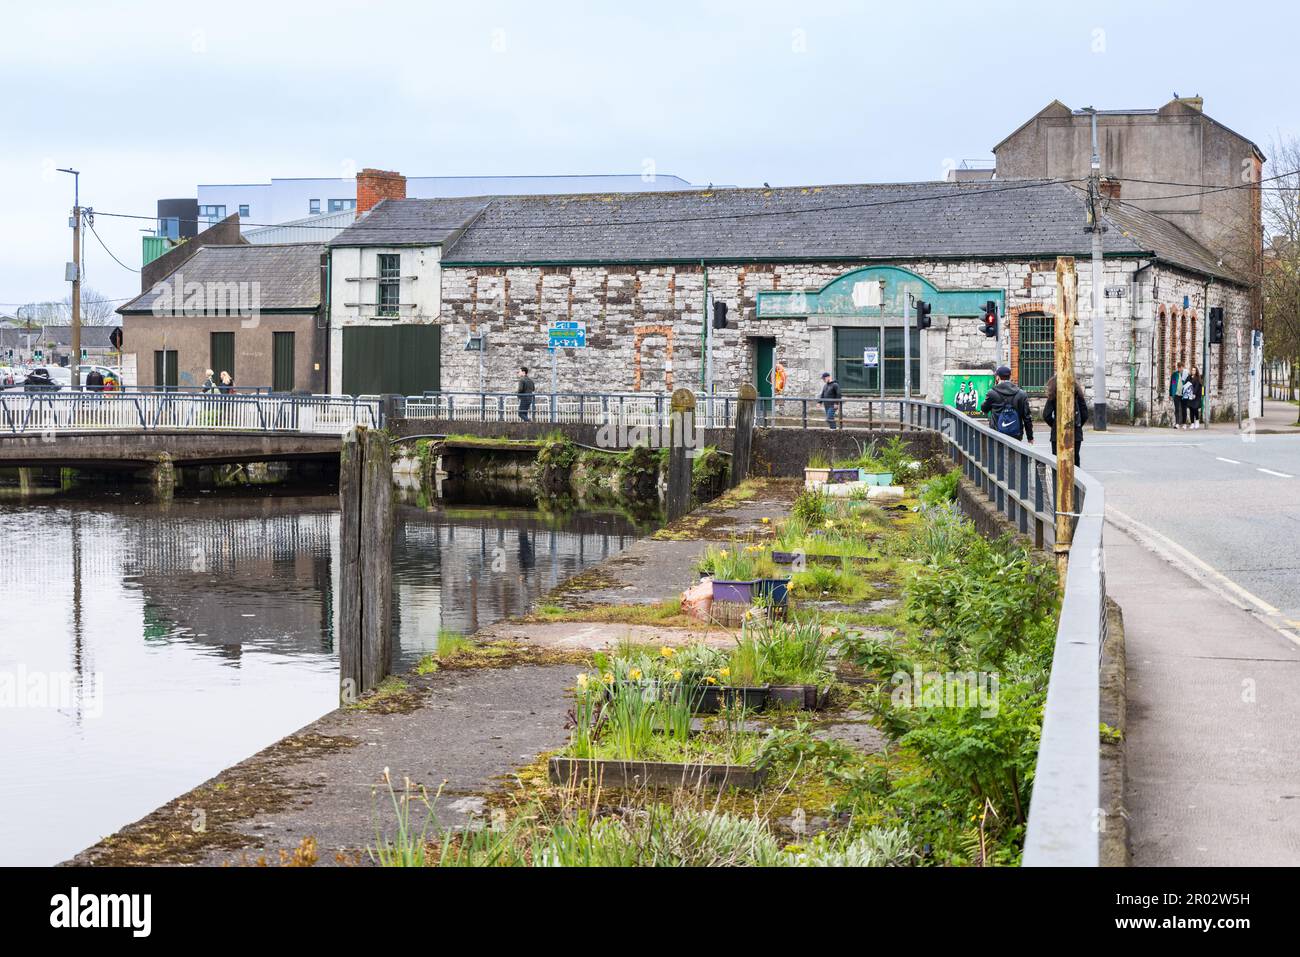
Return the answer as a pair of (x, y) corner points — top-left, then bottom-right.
(1085, 399), (1300, 865)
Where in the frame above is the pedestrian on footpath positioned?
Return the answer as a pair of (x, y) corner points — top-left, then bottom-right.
(517, 366), (535, 421)
(201, 369), (216, 393)
(981, 365), (1034, 444)
(1169, 361), (1186, 428)
(1042, 375), (1088, 465)
(1184, 366), (1204, 429)
(819, 371), (841, 429)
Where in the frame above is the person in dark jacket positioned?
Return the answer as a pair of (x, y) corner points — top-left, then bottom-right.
(819, 372), (841, 429)
(980, 366), (1034, 442)
(517, 366), (535, 421)
(1169, 361), (1186, 428)
(1042, 376), (1089, 465)
(84, 368), (104, 391)
(1184, 366), (1204, 429)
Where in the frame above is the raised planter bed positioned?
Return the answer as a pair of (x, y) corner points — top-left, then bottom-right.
(772, 551), (854, 566)
(858, 471), (894, 485)
(767, 684), (830, 710)
(804, 467), (831, 485)
(548, 756), (766, 789)
(710, 577), (791, 605)
(828, 468), (860, 484)
(692, 684), (769, 713)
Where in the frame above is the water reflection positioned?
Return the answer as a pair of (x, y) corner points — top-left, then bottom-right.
(0, 488), (645, 865)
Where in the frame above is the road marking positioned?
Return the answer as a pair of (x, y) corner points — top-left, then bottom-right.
(1106, 506), (1300, 649)
(1257, 468), (1293, 478)
(1216, 457), (1241, 464)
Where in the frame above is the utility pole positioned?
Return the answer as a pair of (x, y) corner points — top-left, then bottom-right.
(1054, 257), (1079, 588)
(1083, 109), (1107, 429)
(58, 167), (82, 390)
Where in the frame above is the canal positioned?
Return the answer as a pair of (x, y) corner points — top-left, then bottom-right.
(0, 483), (652, 865)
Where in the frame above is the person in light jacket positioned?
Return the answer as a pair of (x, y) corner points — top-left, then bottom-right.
(1169, 361), (1186, 428)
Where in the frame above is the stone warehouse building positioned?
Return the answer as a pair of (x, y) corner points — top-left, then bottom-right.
(326, 179), (1251, 422)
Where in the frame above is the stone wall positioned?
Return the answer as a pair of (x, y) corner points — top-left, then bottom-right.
(434, 258), (1251, 424)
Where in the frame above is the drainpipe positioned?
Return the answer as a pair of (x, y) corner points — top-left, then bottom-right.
(700, 260), (710, 393)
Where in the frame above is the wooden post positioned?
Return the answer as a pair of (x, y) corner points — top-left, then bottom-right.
(339, 425), (393, 703)
(730, 383), (756, 488)
(666, 388), (696, 521)
(1054, 257), (1078, 588)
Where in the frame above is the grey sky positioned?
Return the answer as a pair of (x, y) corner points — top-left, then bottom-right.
(1, 0), (1295, 310)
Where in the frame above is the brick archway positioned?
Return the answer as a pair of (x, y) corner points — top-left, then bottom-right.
(633, 324), (674, 392)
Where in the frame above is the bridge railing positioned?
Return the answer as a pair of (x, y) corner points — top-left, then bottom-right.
(0, 393), (380, 435)
(885, 398), (1104, 867)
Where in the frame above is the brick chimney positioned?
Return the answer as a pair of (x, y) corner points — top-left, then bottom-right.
(356, 169), (406, 214)
(1099, 177), (1121, 201)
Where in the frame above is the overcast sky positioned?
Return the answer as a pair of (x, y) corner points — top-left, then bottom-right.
(2, 0), (1295, 312)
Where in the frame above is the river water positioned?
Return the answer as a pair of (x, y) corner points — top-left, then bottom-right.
(0, 485), (647, 865)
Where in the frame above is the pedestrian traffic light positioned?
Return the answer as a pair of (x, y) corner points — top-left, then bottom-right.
(915, 300), (932, 330)
(712, 300), (728, 329)
(1209, 306), (1224, 345)
(981, 301), (999, 338)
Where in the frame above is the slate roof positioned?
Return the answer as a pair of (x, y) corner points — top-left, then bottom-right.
(326, 180), (1249, 285)
(119, 244), (326, 314)
(328, 197), (491, 247)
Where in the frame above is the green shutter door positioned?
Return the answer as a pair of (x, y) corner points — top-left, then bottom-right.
(342, 326), (440, 396)
(154, 350), (177, 389)
(210, 332), (235, 383)
(272, 331), (295, 392)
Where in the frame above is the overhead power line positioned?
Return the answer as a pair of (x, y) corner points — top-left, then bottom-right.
(88, 222), (141, 273)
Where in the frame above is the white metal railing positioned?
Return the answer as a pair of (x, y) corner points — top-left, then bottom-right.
(0, 393), (381, 435)
(402, 391), (737, 429)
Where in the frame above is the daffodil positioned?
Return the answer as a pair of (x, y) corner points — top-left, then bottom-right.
(603, 672), (614, 684)
(628, 668), (642, 681)
(719, 549), (729, 558)
(672, 670), (682, 681)
(705, 676), (717, 685)
(659, 646), (676, 658)
(761, 517), (771, 524)
(719, 667), (730, 678)
(576, 672), (589, 689)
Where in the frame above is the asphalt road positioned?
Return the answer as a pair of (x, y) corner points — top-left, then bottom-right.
(1085, 428), (1300, 626)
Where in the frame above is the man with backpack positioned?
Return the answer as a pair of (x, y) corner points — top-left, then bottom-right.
(981, 365), (1034, 443)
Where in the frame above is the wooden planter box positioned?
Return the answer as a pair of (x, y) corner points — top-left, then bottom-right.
(766, 684), (829, 710)
(692, 684), (769, 713)
(804, 467), (832, 485)
(548, 756), (766, 789)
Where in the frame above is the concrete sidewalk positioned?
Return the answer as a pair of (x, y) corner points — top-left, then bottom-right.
(1106, 524), (1300, 865)
(1098, 398), (1299, 437)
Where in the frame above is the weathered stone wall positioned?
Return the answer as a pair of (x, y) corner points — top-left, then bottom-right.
(435, 258), (1251, 424)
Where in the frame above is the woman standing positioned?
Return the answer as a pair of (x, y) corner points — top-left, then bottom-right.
(1042, 376), (1090, 465)
(1184, 367), (1204, 429)
(1169, 361), (1186, 428)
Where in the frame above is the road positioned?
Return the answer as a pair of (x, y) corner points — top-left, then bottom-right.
(1083, 414), (1300, 865)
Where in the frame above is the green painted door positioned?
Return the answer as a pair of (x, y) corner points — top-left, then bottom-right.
(342, 325), (441, 396)
(210, 332), (235, 383)
(272, 331), (295, 393)
(753, 337), (775, 421)
(153, 350), (177, 390)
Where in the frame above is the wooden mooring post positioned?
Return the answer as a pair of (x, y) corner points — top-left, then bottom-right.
(730, 383), (756, 488)
(666, 388), (696, 521)
(1053, 257), (1078, 589)
(339, 425), (394, 704)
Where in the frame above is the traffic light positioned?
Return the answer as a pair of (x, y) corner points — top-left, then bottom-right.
(1209, 306), (1224, 345)
(981, 300), (999, 338)
(915, 300), (932, 330)
(712, 300), (728, 329)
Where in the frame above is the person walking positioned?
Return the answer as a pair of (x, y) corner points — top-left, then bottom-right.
(201, 369), (216, 393)
(1169, 361), (1186, 428)
(1042, 375), (1089, 465)
(84, 367), (104, 392)
(1184, 366), (1204, 429)
(218, 370), (234, 394)
(517, 366), (535, 421)
(819, 371), (841, 429)
(981, 365), (1034, 443)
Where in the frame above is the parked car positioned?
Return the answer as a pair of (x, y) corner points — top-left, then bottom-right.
(22, 367), (61, 391)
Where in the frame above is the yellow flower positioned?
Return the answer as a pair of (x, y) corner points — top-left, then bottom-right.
(659, 646), (676, 659)
(719, 549), (729, 558)
(719, 667), (731, 678)
(603, 672), (614, 684)
(576, 672), (589, 689)
(761, 517), (771, 524)
(672, 670), (683, 681)
(628, 668), (642, 681)
(705, 676), (717, 685)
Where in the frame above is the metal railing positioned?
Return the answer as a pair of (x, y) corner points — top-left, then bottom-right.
(900, 397), (1105, 867)
(0, 393), (381, 435)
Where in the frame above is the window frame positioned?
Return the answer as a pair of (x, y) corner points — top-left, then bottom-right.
(376, 253), (401, 318)
(309, 199), (321, 215)
(1017, 311), (1055, 394)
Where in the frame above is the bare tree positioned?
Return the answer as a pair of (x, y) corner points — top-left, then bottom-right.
(1261, 135), (1300, 421)
(61, 285), (117, 325)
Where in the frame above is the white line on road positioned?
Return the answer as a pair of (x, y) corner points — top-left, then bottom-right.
(1106, 507), (1300, 648)
(1216, 457), (1241, 464)
(1257, 468), (1293, 478)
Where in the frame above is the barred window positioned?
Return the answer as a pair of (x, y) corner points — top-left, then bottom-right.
(1018, 312), (1054, 393)
(376, 253), (401, 318)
